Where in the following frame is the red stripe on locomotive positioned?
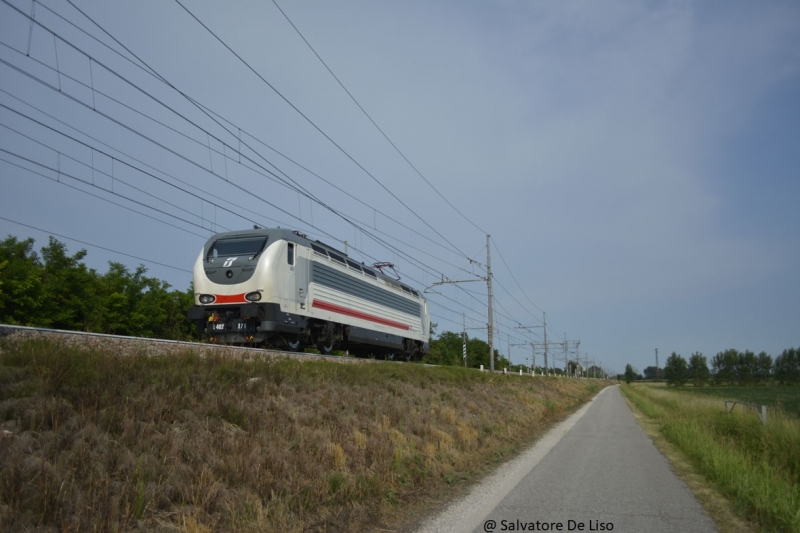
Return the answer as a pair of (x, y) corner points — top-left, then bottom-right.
(312, 299), (411, 331)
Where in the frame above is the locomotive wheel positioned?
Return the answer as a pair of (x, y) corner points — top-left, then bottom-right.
(284, 338), (302, 352)
(402, 340), (419, 362)
(317, 342), (335, 355)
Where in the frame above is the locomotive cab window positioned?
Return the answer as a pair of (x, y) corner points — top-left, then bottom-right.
(287, 243), (294, 265)
(207, 236), (267, 261)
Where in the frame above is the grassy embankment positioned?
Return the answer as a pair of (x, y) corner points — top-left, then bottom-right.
(0, 337), (607, 532)
(621, 383), (800, 532)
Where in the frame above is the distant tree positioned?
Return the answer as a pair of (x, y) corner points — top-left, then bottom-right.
(163, 284), (196, 340)
(712, 349), (739, 385)
(664, 352), (688, 386)
(495, 353), (511, 371)
(424, 331), (464, 366)
(38, 237), (97, 330)
(568, 360), (581, 376)
(587, 365), (604, 378)
(687, 352), (709, 387)
(643, 366), (662, 380)
(774, 348), (799, 385)
(755, 352), (773, 383)
(0, 258), (5, 314)
(737, 350), (759, 386)
(467, 337), (504, 370)
(0, 236), (44, 325)
(624, 364), (636, 384)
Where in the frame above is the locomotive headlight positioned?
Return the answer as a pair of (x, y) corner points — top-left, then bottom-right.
(199, 294), (215, 304)
(245, 291), (262, 302)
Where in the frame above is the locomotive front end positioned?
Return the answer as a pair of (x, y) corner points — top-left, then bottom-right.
(188, 229), (274, 344)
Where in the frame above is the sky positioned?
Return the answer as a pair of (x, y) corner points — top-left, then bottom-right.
(1, 0), (799, 375)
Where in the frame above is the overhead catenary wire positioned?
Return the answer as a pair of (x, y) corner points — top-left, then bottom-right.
(269, 0), (486, 235)
(0, 106), (427, 268)
(0, 149), (213, 238)
(43, 0), (474, 262)
(0, 155), (209, 240)
(0, 47), (308, 227)
(490, 237), (563, 339)
(0, 121), (223, 231)
(53, 2), (482, 278)
(212, 113), (469, 260)
(0, 86), (292, 231)
(0, 215), (193, 273)
(490, 236), (549, 323)
(170, 0), (472, 261)
(0, 104), (283, 233)
(38, 0), (475, 263)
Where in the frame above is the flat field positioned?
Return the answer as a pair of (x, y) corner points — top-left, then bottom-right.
(0, 336), (608, 533)
(679, 385), (800, 418)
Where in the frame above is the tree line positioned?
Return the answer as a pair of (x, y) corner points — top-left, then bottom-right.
(0, 236), (194, 340)
(624, 348), (800, 386)
(422, 330), (515, 370)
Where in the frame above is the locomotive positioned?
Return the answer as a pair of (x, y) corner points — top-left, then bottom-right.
(187, 227), (430, 360)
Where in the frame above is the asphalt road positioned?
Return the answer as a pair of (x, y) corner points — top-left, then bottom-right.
(416, 384), (718, 533)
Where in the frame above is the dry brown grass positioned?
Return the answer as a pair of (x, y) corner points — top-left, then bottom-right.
(0, 337), (607, 532)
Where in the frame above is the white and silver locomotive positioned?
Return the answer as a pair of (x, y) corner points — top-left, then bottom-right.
(187, 228), (430, 360)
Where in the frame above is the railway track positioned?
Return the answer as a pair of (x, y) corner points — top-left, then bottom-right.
(0, 325), (543, 375)
(0, 323), (378, 365)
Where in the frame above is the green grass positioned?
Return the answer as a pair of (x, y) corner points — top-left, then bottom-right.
(679, 385), (800, 418)
(0, 337), (609, 532)
(622, 383), (800, 532)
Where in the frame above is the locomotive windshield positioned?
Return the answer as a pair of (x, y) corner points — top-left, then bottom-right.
(207, 236), (267, 260)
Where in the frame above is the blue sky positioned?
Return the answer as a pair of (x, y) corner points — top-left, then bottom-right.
(1, 0), (798, 374)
